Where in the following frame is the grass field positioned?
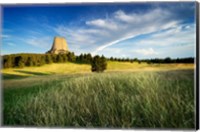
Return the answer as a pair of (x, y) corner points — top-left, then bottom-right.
(2, 61), (195, 128)
(2, 61), (194, 79)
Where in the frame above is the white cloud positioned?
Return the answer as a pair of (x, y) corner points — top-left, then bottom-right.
(7, 43), (16, 46)
(114, 10), (134, 22)
(53, 8), (182, 56)
(92, 33), (139, 55)
(86, 19), (118, 30)
(100, 22), (195, 59)
(135, 23), (195, 47)
(90, 9), (180, 55)
(134, 48), (158, 55)
(22, 36), (52, 49)
(54, 26), (99, 49)
(38, 6), (194, 58)
(1, 34), (11, 38)
(114, 8), (171, 24)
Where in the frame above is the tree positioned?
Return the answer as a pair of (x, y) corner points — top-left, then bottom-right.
(3, 56), (12, 68)
(45, 54), (53, 64)
(38, 55), (45, 66)
(18, 60), (25, 68)
(57, 54), (64, 62)
(91, 55), (107, 72)
(51, 54), (57, 62)
(79, 54), (84, 62)
(133, 58), (138, 62)
(67, 52), (76, 62)
(164, 57), (171, 63)
(86, 53), (92, 63)
(26, 57), (34, 66)
(14, 56), (25, 68)
(110, 57), (114, 61)
(62, 54), (68, 62)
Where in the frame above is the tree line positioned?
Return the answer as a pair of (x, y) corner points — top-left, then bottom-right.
(3, 52), (75, 68)
(2, 52), (107, 72)
(2, 53), (194, 72)
(108, 57), (194, 64)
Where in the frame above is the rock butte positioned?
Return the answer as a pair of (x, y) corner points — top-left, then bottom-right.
(46, 37), (69, 54)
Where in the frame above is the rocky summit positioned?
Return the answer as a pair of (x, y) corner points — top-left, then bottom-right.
(46, 37), (69, 54)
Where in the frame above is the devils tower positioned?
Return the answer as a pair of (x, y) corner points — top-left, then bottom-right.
(46, 37), (69, 54)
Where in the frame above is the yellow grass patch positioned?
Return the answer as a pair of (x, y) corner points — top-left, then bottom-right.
(1, 61), (194, 78)
(1, 62), (91, 77)
(107, 61), (194, 72)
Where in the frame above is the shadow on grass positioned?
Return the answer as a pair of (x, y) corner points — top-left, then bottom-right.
(2, 73), (29, 80)
(14, 70), (49, 76)
(3, 71), (50, 80)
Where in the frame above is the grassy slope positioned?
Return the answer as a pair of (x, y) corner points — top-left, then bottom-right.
(3, 70), (194, 128)
(2, 61), (195, 128)
(2, 62), (194, 89)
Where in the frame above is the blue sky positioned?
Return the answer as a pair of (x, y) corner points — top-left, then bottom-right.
(1, 2), (196, 59)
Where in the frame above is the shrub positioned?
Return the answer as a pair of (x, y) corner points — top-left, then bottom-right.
(91, 55), (107, 72)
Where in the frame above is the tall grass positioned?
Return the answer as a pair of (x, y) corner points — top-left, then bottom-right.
(3, 70), (194, 128)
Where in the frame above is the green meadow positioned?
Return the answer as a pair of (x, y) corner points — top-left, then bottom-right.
(2, 61), (195, 128)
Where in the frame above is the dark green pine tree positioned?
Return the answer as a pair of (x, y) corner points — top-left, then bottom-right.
(91, 55), (107, 72)
(45, 54), (53, 64)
